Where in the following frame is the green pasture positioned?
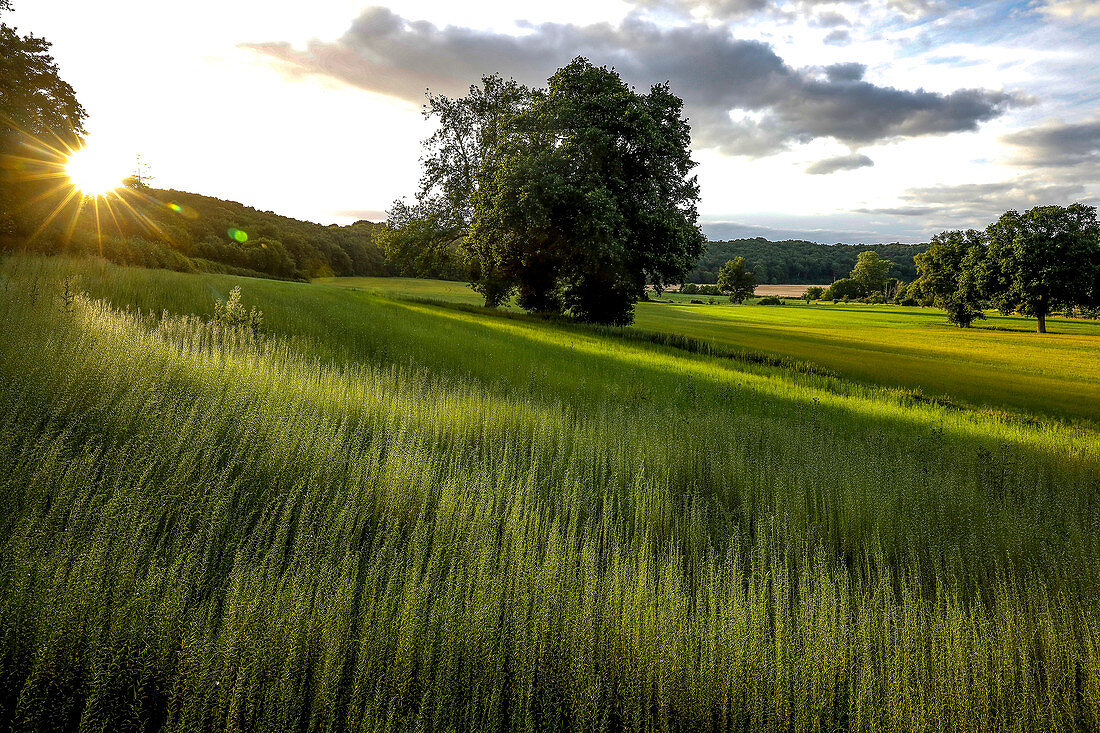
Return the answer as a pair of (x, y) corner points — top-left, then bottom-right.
(2, 257), (1100, 731)
(319, 276), (1100, 424)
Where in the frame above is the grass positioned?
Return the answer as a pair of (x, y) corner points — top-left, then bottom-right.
(1, 256), (1100, 731)
(321, 276), (1100, 425)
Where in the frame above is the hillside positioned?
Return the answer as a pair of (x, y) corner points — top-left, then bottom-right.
(686, 238), (929, 284)
(3, 185), (390, 281)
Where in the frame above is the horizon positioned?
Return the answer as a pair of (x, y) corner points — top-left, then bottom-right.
(9, 0), (1099, 244)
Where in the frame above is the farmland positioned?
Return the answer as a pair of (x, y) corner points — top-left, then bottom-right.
(319, 276), (1100, 425)
(1, 256), (1099, 731)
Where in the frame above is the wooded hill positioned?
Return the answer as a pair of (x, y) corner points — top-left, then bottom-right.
(4, 185), (389, 281)
(686, 238), (929, 284)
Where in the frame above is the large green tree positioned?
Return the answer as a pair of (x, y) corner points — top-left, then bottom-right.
(381, 74), (533, 291)
(467, 57), (705, 324)
(979, 203), (1100, 333)
(850, 250), (893, 295)
(0, 1), (86, 237)
(716, 256), (757, 303)
(914, 229), (986, 327)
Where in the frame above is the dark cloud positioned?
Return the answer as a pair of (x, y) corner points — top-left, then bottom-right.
(823, 29), (852, 45)
(824, 62), (865, 82)
(244, 8), (1022, 157)
(1002, 118), (1100, 167)
(805, 153), (874, 174)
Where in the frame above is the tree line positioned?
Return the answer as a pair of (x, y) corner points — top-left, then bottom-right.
(685, 238), (927, 285)
(911, 204), (1100, 332)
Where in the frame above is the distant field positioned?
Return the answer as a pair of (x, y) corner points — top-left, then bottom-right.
(319, 276), (1100, 424)
(667, 283), (826, 296)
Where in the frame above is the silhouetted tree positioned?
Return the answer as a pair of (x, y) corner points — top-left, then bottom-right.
(0, 2), (86, 236)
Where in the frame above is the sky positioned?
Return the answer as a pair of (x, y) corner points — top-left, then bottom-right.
(10, 0), (1100, 243)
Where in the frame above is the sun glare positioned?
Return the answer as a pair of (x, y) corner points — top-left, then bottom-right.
(65, 147), (126, 196)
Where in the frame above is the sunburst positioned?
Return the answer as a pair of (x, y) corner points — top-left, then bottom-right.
(2, 120), (178, 253)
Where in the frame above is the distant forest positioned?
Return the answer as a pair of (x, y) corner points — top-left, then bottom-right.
(5, 187), (390, 281)
(685, 238), (929, 284)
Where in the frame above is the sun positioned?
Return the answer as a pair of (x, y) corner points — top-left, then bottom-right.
(65, 147), (127, 196)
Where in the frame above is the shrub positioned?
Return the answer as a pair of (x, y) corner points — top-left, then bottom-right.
(757, 296), (783, 305)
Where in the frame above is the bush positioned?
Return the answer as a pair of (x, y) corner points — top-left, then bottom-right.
(757, 296), (783, 305)
(690, 299), (705, 304)
(823, 277), (865, 301)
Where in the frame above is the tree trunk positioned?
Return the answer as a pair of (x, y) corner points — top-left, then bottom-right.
(1037, 312), (1046, 333)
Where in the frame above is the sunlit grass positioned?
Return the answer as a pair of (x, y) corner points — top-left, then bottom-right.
(1, 256), (1099, 731)
(321, 276), (1100, 424)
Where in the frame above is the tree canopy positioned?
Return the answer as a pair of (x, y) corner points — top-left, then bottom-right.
(850, 251), (893, 295)
(464, 58), (704, 324)
(0, 2), (86, 237)
(977, 203), (1100, 333)
(716, 256), (757, 303)
(914, 230), (985, 327)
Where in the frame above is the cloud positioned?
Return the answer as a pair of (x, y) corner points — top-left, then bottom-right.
(1002, 118), (1100, 168)
(245, 8), (1023, 157)
(894, 179), (1089, 224)
(1036, 0), (1100, 20)
(823, 29), (852, 45)
(806, 153), (874, 174)
(626, 0), (941, 22)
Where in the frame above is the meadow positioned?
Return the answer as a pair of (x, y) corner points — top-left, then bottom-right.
(319, 276), (1100, 425)
(2, 257), (1100, 732)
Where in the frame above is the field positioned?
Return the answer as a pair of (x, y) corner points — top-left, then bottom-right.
(3, 257), (1100, 732)
(319, 276), (1100, 425)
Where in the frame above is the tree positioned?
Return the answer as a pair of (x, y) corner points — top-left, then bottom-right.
(979, 203), (1100, 333)
(0, 2), (86, 236)
(377, 197), (463, 278)
(823, 277), (863, 301)
(717, 256), (757, 303)
(914, 229), (986, 327)
(803, 285), (824, 302)
(467, 58), (705, 324)
(850, 251), (893, 295)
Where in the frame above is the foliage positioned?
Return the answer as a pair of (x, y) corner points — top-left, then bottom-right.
(0, 3), (85, 236)
(977, 203), (1100, 333)
(757, 295), (783, 305)
(466, 58), (705, 324)
(803, 285), (825, 302)
(3, 186), (388, 280)
(2, 257), (1100, 731)
(418, 74), (536, 227)
(822, 277), (864, 301)
(212, 285), (263, 335)
(915, 229), (987, 327)
(850, 250), (893, 294)
(716, 256), (757, 303)
(686, 238), (927, 285)
(377, 197), (465, 279)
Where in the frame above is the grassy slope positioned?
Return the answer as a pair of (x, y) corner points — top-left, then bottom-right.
(318, 276), (1100, 424)
(2, 258), (1100, 731)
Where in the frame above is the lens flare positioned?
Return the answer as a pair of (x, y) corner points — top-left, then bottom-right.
(228, 227), (248, 243)
(65, 147), (126, 196)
